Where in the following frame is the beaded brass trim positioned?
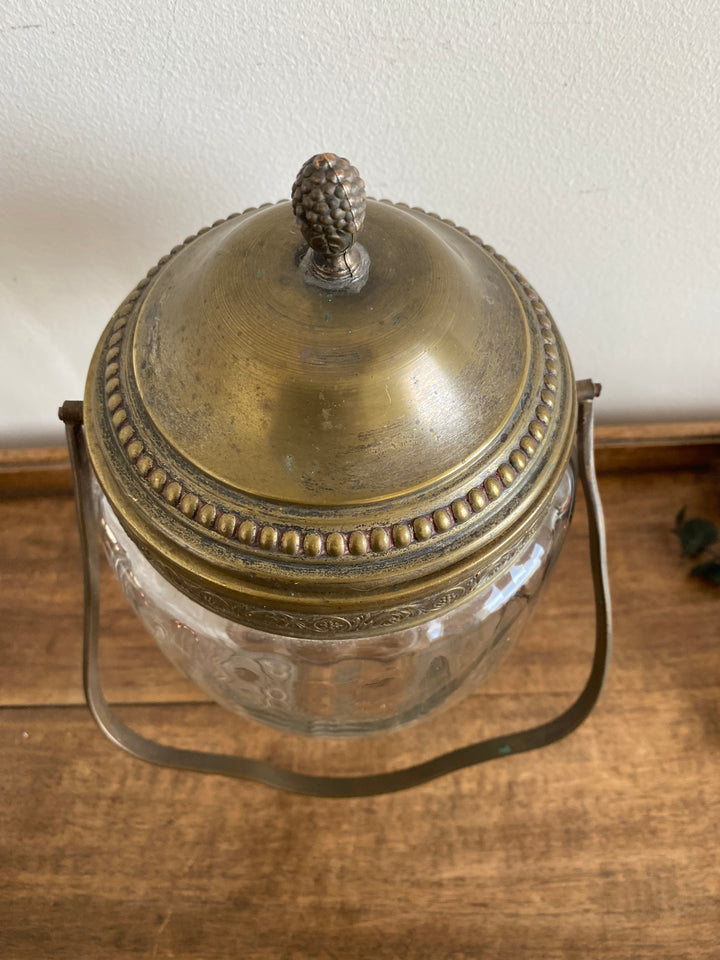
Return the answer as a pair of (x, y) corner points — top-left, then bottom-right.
(139, 530), (535, 636)
(101, 204), (562, 561)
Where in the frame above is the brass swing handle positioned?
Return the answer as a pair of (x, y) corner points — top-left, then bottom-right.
(60, 381), (611, 798)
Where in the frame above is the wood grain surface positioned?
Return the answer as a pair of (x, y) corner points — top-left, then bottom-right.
(1, 432), (719, 959)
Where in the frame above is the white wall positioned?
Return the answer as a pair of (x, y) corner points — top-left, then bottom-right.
(1, 0), (718, 445)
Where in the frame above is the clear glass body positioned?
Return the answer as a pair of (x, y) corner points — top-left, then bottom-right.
(95, 467), (574, 738)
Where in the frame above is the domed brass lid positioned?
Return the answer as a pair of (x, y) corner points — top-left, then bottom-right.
(84, 154), (576, 638)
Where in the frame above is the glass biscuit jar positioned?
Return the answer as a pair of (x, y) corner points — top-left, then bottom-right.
(75, 153), (590, 743)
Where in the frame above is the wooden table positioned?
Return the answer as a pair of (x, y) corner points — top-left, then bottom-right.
(2, 426), (719, 959)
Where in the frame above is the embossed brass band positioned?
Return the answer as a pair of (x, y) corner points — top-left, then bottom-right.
(60, 382), (611, 796)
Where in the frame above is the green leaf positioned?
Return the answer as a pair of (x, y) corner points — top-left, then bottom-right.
(690, 560), (720, 585)
(675, 506), (687, 529)
(678, 517), (718, 557)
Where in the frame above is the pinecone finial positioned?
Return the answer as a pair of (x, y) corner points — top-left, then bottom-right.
(292, 153), (369, 290)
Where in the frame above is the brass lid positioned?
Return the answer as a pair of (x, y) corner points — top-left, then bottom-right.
(84, 154), (576, 638)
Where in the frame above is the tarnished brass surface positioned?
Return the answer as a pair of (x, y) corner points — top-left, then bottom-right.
(132, 201), (531, 505)
(83, 164), (576, 638)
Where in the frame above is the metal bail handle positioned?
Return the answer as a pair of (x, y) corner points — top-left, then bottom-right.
(60, 381), (611, 798)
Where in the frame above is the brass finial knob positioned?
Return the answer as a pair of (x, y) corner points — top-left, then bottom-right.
(291, 153), (369, 290)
